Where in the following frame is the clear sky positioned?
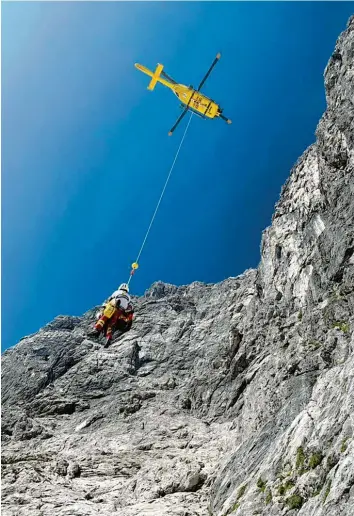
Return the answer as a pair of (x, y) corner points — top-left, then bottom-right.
(2, 2), (354, 350)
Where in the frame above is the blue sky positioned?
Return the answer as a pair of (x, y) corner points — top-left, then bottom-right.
(2, 2), (354, 350)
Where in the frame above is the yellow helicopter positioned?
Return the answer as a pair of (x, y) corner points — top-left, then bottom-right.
(135, 53), (231, 135)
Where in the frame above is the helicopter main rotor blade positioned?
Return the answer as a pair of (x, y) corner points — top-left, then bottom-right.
(197, 52), (221, 92)
(168, 107), (189, 136)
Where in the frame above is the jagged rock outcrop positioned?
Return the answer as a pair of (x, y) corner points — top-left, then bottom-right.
(2, 16), (354, 516)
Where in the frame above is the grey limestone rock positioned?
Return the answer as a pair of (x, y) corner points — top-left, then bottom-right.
(2, 16), (354, 516)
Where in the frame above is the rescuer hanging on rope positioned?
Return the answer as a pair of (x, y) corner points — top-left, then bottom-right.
(89, 283), (134, 346)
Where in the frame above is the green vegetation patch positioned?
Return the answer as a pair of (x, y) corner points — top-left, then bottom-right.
(257, 478), (267, 492)
(323, 480), (332, 503)
(278, 480), (295, 496)
(286, 494), (304, 510)
(295, 447), (323, 474)
(237, 484), (247, 499)
(309, 452), (323, 469)
(340, 438), (350, 453)
(296, 447), (306, 473)
(226, 483), (248, 514)
(332, 321), (350, 333)
(265, 489), (272, 505)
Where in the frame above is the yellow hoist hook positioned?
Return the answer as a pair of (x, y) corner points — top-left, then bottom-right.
(127, 262), (139, 285)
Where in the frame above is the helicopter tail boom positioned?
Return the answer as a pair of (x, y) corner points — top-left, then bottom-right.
(135, 63), (167, 91)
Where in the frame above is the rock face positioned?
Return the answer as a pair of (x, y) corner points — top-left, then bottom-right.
(2, 17), (354, 516)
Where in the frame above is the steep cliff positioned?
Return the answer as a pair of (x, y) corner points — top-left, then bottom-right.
(2, 16), (353, 516)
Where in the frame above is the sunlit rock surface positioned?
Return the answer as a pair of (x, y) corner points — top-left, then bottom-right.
(2, 16), (353, 516)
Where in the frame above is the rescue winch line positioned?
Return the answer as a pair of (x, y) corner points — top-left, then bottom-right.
(128, 112), (193, 284)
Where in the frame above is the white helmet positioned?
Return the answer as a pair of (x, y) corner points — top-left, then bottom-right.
(119, 283), (129, 293)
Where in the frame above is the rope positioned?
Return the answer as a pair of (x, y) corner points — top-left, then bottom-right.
(128, 112), (193, 284)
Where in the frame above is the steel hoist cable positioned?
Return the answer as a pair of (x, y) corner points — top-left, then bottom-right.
(128, 112), (193, 284)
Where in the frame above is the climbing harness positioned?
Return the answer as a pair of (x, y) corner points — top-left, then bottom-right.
(127, 112), (193, 285)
